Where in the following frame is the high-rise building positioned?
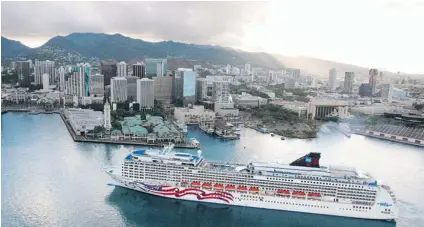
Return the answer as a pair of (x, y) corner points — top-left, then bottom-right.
(104, 100), (112, 131)
(132, 62), (145, 78)
(369, 69), (378, 94)
(145, 58), (167, 78)
(196, 78), (214, 101)
(213, 80), (230, 102)
(358, 83), (372, 97)
(34, 60), (55, 85)
(42, 73), (49, 90)
(101, 60), (117, 86)
(69, 66), (85, 97)
(182, 71), (197, 106)
(287, 68), (301, 79)
(110, 77), (128, 103)
(226, 64), (231, 75)
(381, 83), (393, 102)
(125, 76), (138, 101)
(245, 63), (252, 75)
(344, 72), (355, 93)
(90, 74), (105, 96)
(59, 67), (66, 92)
(328, 68), (337, 90)
(117, 61), (127, 77)
(16, 61), (31, 87)
(153, 76), (173, 103)
(136, 78), (154, 109)
(82, 63), (91, 96)
(173, 73), (183, 102)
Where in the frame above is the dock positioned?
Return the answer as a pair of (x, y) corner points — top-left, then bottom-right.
(352, 125), (424, 148)
(59, 110), (197, 149)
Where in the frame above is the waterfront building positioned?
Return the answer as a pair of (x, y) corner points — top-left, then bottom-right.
(16, 61), (31, 87)
(380, 83), (393, 102)
(306, 100), (350, 120)
(214, 102), (239, 122)
(63, 108), (104, 136)
(145, 58), (167, 78)
(104, 100), (112, 131)
(110, 77), (128, 103)
(153, 76), (173, 104)
(344, 72), (355, 93)
(136, 78), (154, 110)
(90, 74), (105, 97)
(359, 83), (372, 97)
(182, 71), (197, 106)
(101, 60), (117, 86)
(132, 62), (145, 78)
(328, 68), (337, 91)
(34, 60), (55, 85)
(42, 73), (49, 91)
(125, 76), (138, 101)
(233, 92), (268, 108)
(174, 105), (215, 125)
(117, 61), (128, 77)
(59, 67), (66, 92)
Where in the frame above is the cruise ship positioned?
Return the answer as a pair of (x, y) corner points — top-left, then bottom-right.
(105, 145), (397, 221)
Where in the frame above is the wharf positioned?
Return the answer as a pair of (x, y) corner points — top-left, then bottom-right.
(1, 107), (59, 114)
(59, 110), (196, 149)
(351, 126), (424, 148)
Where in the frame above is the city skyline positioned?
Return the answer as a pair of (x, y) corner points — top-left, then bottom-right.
(2, 1), (424, 74)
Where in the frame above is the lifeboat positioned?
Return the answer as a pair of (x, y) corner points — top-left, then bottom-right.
(202, 182), (212, 189)
(292, 191), (306, 196)
(225, 185), (235, 191)
(237, 186), (248, 192)
(181, 181), (188, 186)
(249, 187), (259, 193)
(214, 183), (224, 190)
(308, 192), (321, 197)
(277, 189), (290, 195)
(191, 181), (201, 187)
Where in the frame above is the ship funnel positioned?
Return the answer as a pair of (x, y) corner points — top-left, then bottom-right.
(197, 150), (202, 157)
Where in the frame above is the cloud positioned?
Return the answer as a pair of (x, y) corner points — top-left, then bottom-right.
(1, 1), (268, 47)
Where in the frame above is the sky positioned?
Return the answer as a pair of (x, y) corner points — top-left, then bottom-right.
(1, 0), (424, 74)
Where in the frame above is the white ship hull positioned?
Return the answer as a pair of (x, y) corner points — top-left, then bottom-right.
(107, 171), (396, 221)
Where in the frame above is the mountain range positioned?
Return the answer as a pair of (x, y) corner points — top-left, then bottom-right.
(1, 33), (421, 78)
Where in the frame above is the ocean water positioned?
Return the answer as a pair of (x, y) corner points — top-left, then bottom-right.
(1, 112), (423, 227)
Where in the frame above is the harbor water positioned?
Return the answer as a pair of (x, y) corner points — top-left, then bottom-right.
(2, 112), (423, 227)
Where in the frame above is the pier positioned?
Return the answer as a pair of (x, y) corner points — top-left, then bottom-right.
(352, 125), (424, 148)
(59, 110), (197, 149)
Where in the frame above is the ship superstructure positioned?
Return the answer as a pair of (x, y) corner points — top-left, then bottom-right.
(105, 145), (397, 220)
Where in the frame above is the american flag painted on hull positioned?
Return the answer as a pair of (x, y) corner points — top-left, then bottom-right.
(132, 182), (234, 203)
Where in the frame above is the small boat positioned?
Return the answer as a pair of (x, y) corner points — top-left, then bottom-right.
(214, 183), (224, 191)
(249, 187), (260, 193)
(281, 136), (286, 140)
(292, 191), (306, 196)
(270, 133), (275, 137)
(308, 192), (321, 198)
(225, 185), (235, 191)
(202, 182), (212, 189)
(191, 181), (201, 188)
(277, 189), (290, 195)
(237, 186), (247, 192)
(189, 138), (201, 148)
